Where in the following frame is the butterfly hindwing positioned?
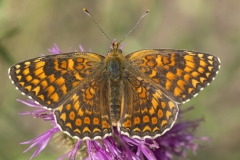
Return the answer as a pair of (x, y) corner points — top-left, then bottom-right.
(8, 52), (105, 109)
(118, 70), (178, 139)
(54, 76), (113, 140)
(126, 49), (220, 103)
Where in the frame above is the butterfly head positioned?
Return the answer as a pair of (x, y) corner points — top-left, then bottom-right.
(107, 41), (123, 56)
(112, 41), (119, 50)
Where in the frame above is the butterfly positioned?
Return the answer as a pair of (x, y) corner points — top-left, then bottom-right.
(8, 40), (220, 140)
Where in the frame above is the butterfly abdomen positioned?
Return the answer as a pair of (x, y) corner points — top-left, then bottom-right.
(110, 85), (121, 126)
(107, 59), (122, 126)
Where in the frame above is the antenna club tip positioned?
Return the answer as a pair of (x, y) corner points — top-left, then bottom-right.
(83, 8), (90, 16)
(83, 8), (88, 12)
(146, 9), (150, 13)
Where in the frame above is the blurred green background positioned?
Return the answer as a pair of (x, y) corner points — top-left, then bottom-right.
(0, 0), (239, 159)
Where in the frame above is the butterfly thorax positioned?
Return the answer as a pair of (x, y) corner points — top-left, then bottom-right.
(105, 42), (126, 126)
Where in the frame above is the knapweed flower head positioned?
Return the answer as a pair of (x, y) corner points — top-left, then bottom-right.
(15, 44), (209, 160)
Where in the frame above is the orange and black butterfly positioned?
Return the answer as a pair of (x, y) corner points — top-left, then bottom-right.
(8, 9), (220, 140)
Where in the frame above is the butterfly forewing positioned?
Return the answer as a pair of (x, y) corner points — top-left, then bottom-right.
(8, 52), (105, 109)
(126, 49), (220, 103)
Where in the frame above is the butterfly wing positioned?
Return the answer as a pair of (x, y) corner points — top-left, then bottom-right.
(54, 76), (112, 140)
(8, 52), (105, 109)
(126, 49), (220, 103)
(118, 70), (178, 139)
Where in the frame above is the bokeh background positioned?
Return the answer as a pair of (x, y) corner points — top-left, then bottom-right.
(1, 0), (239, 159)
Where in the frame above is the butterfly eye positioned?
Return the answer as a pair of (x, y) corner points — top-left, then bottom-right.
(107, 49), (113, 55)
(118, 49), (122, 54)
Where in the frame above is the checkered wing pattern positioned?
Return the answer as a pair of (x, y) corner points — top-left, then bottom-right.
(118, 70), (178, 139)
(8, 52), (104, 109)
(126, 49), (220, 103)
(54, 77), (113, 140)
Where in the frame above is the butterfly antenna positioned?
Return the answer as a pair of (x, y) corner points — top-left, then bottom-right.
(83, 8), (112, 43)
(119, 9), (150, 44)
